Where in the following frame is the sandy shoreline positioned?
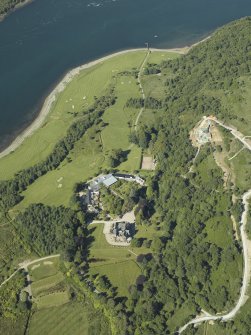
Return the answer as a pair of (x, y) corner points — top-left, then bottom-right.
(0, 37), (210, 159)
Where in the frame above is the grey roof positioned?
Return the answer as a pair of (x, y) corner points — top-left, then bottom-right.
(103, 175), (118, 187)
(84, 189), (91, 205)
(89, 174), (118, 190)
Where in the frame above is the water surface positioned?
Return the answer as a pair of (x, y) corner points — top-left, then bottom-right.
(1, 0), (251, 149)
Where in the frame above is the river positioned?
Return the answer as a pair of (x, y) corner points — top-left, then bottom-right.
(0, 0), (251, 150)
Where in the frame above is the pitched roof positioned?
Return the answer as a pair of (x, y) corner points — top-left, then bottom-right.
(103, 175), (118, 187)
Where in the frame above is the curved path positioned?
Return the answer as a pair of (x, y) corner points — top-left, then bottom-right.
(178, 117), (251, 333)
(0, 254), (60, 290)
(134, 51), (150, 130)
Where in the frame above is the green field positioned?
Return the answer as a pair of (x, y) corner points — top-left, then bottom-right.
(0, 315), (28, 335)
(36, 291), (70, 309)
(88, 223), (141, 297)
(30, 258), (60, 281)
(29, 301), (110, 335)
(28, 258), (70, 309)
(88, 223), (157, 297)
(28, 258), (112, 335)
(31, 273), (65, 297)
(29, 302), (88, 335)
(230, 148), (251, 192)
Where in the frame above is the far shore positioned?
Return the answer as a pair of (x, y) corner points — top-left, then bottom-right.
(0, 0), (34, 22)
(0, 36), (211, 160)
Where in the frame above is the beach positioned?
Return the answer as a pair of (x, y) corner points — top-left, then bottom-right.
(0, 40), (208, 159)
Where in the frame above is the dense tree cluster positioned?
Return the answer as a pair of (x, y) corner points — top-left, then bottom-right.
(15, 204), (86, 261)
(0, 0), (26, 16)
(125, 98), (144, 109)
(143, 63), (161, 75)
(0, 271), (28, 320)
(129, 125), (157, 150)
(122, 18), (251, 334)
(107, 149), (127, 168)
(100, 181), (143, 216)
(145, 97), (162, 109)
(161, 17), (251, 123)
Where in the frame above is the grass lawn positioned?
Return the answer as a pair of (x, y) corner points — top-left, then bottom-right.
(221, 76), (251, 135)
(36, 291), (70, 309)
(30, 259), (59, 281)
(0, 51), (148, 181)
(141, 75), (167, 100)
(118, 145), (142, 171)
(230, 148), (251, 192)
(29, 302), (90, 335)
(87, 223), (159, 298)
(205, 216), (235, 248)
(88, 224), (150, 297)
(28, 257), (70, 309)
(147, 50), (181, 64)
(134, 224), (161, 242)
(167, 301), (196, 333)
(101, 75), (141, 151)
(0, 315), (28, 335)
(31, 273), (65, 297)
(0, 50), (181, 183)
(89, 260), (141, 297)
(196, 152), (218, 183)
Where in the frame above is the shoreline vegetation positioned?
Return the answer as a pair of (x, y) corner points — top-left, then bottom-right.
(0, 0), (34, 22)
(0, 37), (210, 160)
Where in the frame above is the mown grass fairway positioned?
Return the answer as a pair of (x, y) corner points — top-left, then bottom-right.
(90, 260), (140, 297)
(31, 273), (65, 297)
(102, 75), (140, 150)
(30, 259), (59, 281)
(87, 223), (160, 297)
(88, 224), (143, 297)
(28, 258), (70, 309)
(0, 51), (150, 180)
(36, 291), (70, 309)
(0, 315), (28, 335)
(147, 50), (181, 64)
(29, 302), (91, 335)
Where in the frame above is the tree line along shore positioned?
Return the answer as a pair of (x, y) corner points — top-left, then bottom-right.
(0, 0), (33, 21)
